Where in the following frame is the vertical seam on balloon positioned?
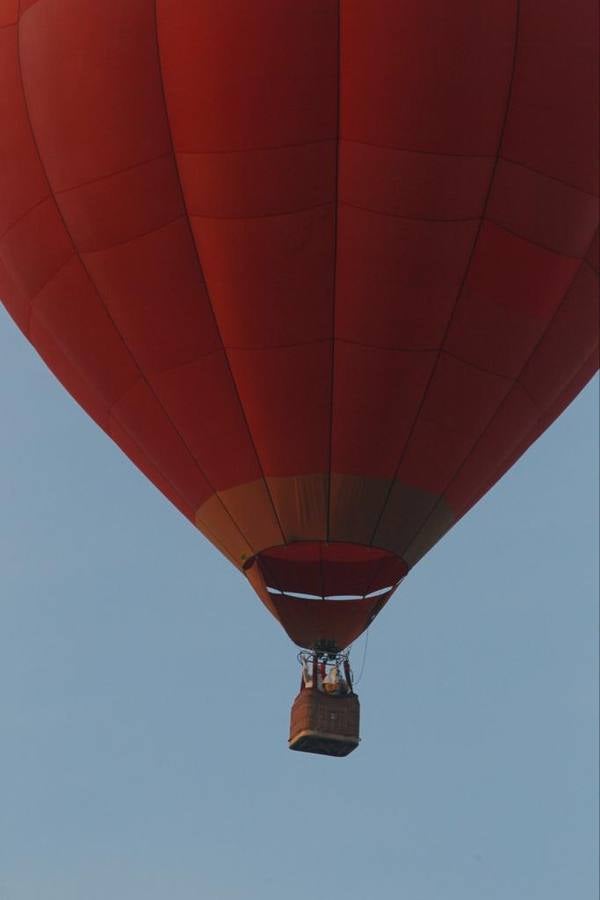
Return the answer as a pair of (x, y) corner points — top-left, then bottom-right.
(367, 0), (523, 547)
(403, 239), (595, 561)
(152, 0), (287, 552)
(15, 3), (256, 559)
(582, 257), (598, 276)
(318, 541), (325, 600)
(325, 0), (342, 543)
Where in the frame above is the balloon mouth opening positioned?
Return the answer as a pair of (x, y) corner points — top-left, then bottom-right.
(243, 540), (408, 601)
(265, 585), (393, 601)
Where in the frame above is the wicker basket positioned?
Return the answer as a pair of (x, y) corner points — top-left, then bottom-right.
(289, 688), (360, 757)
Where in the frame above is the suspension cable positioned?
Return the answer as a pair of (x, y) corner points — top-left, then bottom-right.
(353, 628), (370, 686)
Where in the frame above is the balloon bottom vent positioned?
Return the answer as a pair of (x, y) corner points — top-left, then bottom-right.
(288, 688), (360, 757)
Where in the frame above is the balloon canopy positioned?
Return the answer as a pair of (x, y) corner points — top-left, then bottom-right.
(1, 1), (598, 650)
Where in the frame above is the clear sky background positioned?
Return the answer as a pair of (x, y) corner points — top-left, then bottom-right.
(0, 305), (598, 900)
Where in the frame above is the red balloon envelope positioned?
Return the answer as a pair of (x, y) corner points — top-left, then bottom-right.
(1, 1), (598, 651)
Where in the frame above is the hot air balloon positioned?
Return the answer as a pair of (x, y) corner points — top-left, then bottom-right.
(0, 1), (598, 755)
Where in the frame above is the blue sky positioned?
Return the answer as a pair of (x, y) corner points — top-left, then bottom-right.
(0, 305), (598, 900)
